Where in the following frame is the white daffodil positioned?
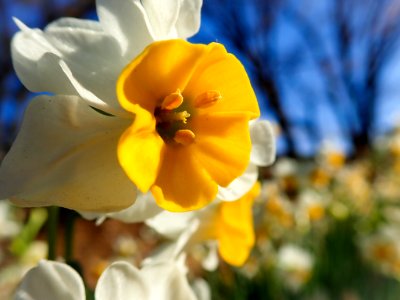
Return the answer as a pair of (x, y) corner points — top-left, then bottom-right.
(15, 259), (198, 300)
(276, 244), (314, 291)
(0, 0), (210, 212)
(144, 182), (262, 268)
(359, 226), (400, 278)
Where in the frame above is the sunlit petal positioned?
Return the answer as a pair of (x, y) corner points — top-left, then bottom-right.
(217, 183), (260, 266)
(0, 95), (135, 212)
(117, 39), (209, 113)
(142, 0), (180, 39)
(184, 43), (260, 118)
(192, 113), (252, 187)
(12, 18), (126, 114)
(176, 0), (203, 38)
(151, 147), (217, 211)
(217, 163), (258, 201)
(141, 262), (197, 300)
(15, 260), (85, 300)
(96, 0), (154, 60)
(250, 120), (276, 166)
(118, 108), (164, 192)
(96, 261), (149, 300)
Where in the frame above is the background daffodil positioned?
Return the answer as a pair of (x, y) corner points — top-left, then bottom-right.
(143, 182), (262, 268)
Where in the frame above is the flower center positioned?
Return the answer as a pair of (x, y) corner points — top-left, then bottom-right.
(154, 89), (222, 146)
(154, 89), (195, 145)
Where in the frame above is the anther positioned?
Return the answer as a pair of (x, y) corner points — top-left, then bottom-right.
(174, 129), (196, 146)
(194, 90), (222, 108)
(161, 89), (183, 110)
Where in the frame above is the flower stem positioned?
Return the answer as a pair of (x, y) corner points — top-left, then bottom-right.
(47, 206), (59, 260)
(65, 210), (77, 262)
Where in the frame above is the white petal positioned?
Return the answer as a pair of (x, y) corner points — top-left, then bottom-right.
(175, 0), (203, 38)
(15, 260), (85, 300)
(146, 210), (196, 239)
(80, 192), (163, 224)
(250, 120), (276, 166)
(217, 164), (258, 201)
(11, 26), (75, 95)
(141, 262), (197, 300)
(106, 192), (163, 223)
(44, 23), (127, 113)
(142, 0), (180, 39)
(143, 220), (199, 265)
(191, 278), (212, 300)
(96, 0), (154, 60)
(12, 19), (127, 115)
(201, 242), (219, 272)
(45, 17), (103, 32)
(96, 261), (149, 300)
(0, 95), (136, 212)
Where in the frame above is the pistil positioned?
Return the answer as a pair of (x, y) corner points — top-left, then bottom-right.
(155, 90), (193, 145)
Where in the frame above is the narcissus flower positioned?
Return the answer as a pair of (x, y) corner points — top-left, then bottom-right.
(146, 182), (261, 267)
(0, 0), (265, 212)
(116, 39), (259, 211)
(0, 38), (259, 212)
(276, 245), (314, 291)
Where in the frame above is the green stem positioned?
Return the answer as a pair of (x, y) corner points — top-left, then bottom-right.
(47, 206), (59, 260)
(65, 210), (76, 262)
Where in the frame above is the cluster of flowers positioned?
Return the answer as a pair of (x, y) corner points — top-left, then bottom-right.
(237, 134), (400, 296)
(0, 1), (276, 299)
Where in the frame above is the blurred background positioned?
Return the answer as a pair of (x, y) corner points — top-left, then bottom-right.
(2, 0), (400, 299)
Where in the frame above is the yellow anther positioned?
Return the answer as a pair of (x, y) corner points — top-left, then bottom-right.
(161, 89), (183, 110)
(194, 90), (222, 108)
(174, 129), (196, 146)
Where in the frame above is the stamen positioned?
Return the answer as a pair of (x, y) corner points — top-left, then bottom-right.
(155, 90), (194, 143)
(194, 90), (222, 108)
(174, 129), (196, 146)
(161, 89), (183, 110)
